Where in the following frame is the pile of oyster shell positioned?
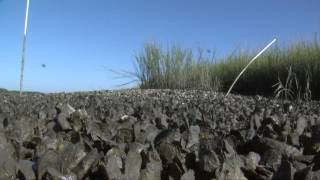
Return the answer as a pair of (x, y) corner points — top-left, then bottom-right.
(0, 89), (320, 180)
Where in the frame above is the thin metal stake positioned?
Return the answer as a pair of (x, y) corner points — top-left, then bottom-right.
(225, 38), (277, 97)
(20, 0), (30, 96)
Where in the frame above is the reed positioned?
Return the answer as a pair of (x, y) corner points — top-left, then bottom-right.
(133, 38), (320, 100)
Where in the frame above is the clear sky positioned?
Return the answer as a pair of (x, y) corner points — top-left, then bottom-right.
(0, 0), (319, 92)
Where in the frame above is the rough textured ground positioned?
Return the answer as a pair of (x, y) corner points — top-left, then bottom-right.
(0, 89), (320, 180)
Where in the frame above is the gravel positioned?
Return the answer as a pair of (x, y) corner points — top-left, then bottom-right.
(0, 89), (320, 180)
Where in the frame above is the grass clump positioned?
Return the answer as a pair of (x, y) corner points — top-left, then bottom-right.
(134, 43), (220, 91)
(134, 38), (320, 100)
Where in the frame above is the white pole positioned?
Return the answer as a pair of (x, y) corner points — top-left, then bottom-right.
(20, 0), (30, 96)
(225, 38), (277, 97)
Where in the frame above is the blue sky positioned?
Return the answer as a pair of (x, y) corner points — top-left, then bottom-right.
(0, 0), (319, 92)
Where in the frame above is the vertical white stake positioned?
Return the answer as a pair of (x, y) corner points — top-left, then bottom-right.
(20, 0), (30, 96)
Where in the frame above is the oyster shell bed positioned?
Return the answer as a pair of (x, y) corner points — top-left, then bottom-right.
(1, 89), (320, 180)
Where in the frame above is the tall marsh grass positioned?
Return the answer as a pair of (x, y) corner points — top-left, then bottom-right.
(134, 39), (320, 100)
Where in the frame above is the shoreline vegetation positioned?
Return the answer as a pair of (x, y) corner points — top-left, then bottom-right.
(133, 38), (320, 100)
